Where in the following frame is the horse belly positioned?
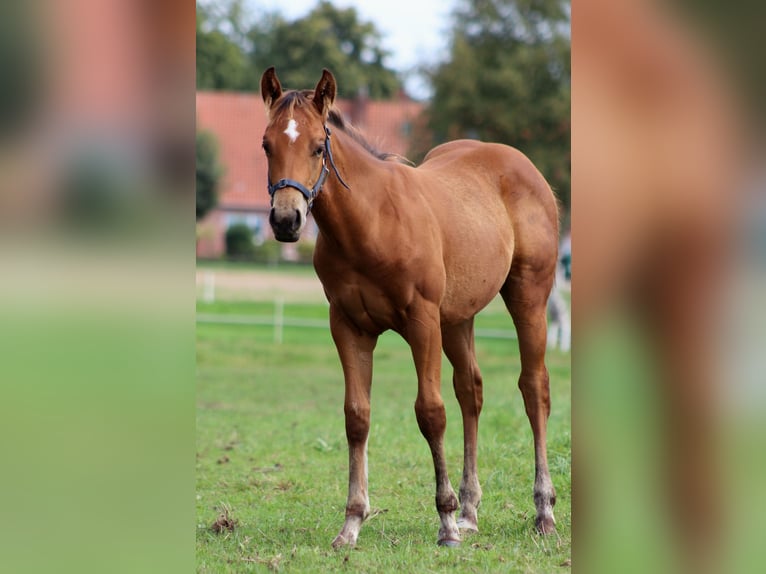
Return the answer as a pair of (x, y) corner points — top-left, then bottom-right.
(439, 232), (514, 325)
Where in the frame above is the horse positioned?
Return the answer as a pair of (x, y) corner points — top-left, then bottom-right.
(260, 67), (560, 548)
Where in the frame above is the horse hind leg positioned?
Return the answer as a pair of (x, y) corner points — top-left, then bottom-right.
(501, 265), (557, 534)
(442, 319), (483, 533)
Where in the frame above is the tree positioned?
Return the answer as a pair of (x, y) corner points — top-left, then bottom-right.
(196, 130), (224, 220)
(418, 0), (571, 210)
(247, 1), (401, 98)
(196, 4), (248, 90)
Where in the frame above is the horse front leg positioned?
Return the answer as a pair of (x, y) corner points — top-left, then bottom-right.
(329, 306), (378, 549)
(407, 304), (461, 547)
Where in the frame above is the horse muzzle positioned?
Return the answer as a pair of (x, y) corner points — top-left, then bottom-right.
(269, 206), (304, 242)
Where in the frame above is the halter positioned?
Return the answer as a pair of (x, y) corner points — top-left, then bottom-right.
(267, 125), (351, 210)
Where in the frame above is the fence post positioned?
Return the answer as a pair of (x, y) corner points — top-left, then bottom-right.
(203, 271), (215, 303)
(274, 297), (284, 344)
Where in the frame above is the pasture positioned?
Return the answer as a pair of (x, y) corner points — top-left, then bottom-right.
(196, 264), (571, 572)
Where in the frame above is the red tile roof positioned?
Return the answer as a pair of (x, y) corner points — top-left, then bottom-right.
(196, 92), (268, 210)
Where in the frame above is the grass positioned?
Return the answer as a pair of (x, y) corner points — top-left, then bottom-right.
(197, 296), (571, 572)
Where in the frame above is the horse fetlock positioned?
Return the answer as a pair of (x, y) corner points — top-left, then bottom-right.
(533, 489), (556, 508)
(345, 502), (370, 521)
(436, 491), (459, 514)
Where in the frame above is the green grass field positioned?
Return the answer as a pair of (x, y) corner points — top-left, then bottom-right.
(197, 284), (571, 572)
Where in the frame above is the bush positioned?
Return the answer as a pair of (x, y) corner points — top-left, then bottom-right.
(196, 130), (223, 221)
(252, 239), (282, 264)
(224, 223), (254, 259)
(297, 240), (315, 263)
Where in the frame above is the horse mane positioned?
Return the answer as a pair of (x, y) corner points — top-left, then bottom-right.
(326, 108), (410, 164)
(273, 90), (410, 165)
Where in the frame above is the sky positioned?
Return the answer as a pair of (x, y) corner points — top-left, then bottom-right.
(253, 0), (457, 99)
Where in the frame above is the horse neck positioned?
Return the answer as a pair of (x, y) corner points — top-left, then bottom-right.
(311, 129), (390, 250)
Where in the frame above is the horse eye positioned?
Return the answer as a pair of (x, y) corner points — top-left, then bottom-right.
(262, 142), (271, 156)
(313, 146), (324, 157)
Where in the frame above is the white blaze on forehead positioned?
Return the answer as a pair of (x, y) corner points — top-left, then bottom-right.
(283, 118), (300, 143)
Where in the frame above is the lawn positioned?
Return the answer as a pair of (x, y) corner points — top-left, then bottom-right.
(196, 290), (571, 572)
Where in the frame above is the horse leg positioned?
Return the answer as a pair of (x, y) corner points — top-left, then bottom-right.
(328, 306), (378, 549)
(442, 319), (483, 533)
(501, 268), (557, 534)
(407, 303), (461, 546)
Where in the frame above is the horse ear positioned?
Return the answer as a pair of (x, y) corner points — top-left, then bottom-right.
(260, 67), (283, 114)
(312, 69), (336, 119)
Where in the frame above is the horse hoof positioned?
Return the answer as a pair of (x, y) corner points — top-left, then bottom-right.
(331, 535), (354, 549)
(535, 515), (556, 535)
(437, 538), (461, 548)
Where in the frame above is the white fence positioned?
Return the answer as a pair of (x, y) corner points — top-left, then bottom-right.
(196, 304), (519, 343)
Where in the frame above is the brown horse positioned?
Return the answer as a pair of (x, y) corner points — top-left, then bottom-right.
(260, 67), (559, 548)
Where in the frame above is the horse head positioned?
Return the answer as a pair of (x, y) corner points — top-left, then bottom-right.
(260, 67), (337, 242)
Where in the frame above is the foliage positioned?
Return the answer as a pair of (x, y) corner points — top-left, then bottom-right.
(252, 238), (282, 264)
(417, 0), (571, 210)
(224, 223), (254, 258)
(196, 288), (571, 571)
(196, 6), (249, 90)
(196, 130), (223, 221)
(196, 0), (402, 98)
(0, 0), (42, 137)
(296, 239), (316, 263)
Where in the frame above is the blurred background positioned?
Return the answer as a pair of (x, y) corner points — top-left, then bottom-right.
(0, 1), (195, 573)
(574, 1), (766, 573)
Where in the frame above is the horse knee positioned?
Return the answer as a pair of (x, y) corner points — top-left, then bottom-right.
(344, 401), (370, 443)
(414, 396), (446, 439)
(518, 370), (551, 417)
(453, 371), (484, 416)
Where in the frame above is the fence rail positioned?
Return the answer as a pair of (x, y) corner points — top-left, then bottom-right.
(196, 313), (518, 341)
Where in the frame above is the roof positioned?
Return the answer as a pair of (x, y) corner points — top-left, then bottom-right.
(196, 91), (425, 212)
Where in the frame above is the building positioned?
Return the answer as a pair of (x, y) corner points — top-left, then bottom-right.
(196, 91), (425, 259)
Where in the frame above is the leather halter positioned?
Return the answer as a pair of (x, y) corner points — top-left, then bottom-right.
(267, 125), (350, 210)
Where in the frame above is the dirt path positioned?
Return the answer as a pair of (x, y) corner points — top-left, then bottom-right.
(196, 267), (326, 303)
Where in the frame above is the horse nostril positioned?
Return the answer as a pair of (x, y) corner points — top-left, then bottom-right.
(269, 208), (276, 226)
(294, 209), (302, 226)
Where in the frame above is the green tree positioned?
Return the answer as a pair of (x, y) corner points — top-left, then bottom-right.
(196, 130), (224, 220)
(196, 4), (248, 90)
(247, 1), (402, 98)
(419, 0), (570, 210)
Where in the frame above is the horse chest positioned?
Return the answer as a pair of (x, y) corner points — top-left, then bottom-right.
(320, 267), (409, 334)
(343, 282), (405, 334)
